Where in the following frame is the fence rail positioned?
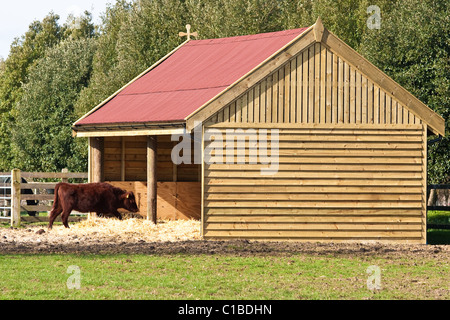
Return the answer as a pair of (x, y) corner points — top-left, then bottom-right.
(0, 169), (87, 227)
(0, 171), (88, 180)
(20, 172), (88, 179)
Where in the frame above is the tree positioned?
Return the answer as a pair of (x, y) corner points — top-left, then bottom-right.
(359, 0), (449, 183)
(11, 38), (97, 172)
(0, 11), (96, 171)
(185, 0), (284, 38)
(64, 11), (97, 40)
(0, 12), (65, 170)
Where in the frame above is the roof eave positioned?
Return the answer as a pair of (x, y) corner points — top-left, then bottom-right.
(72, 121), (186, 138)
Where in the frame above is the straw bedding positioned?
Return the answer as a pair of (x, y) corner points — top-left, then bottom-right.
(61, 217), (202, 242)
(1, 217), (201, 246)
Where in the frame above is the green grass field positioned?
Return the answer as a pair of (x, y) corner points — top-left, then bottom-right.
(0, 253), (448, 300)
(0, 211), (448, 300)
(427, 210), (450, 245)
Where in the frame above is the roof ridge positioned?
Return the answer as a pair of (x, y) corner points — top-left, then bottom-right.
(186, 27), (309, 46)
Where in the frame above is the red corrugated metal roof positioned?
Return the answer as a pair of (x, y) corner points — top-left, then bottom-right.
(75, 27), (309, 126)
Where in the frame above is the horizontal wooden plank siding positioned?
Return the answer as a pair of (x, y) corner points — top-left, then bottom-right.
(202, 124), (425, 243)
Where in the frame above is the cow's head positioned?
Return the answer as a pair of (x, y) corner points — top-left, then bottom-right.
(122, 191), (139, 213)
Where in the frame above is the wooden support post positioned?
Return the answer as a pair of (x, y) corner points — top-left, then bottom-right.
(147, 136), (157, 224)
(11, 169), (21, 228)
(89, 137), (104, 219)
(172, 141), (178, 182)
(121, 137), (126, 181)
(61, 168), (69, 183)
(90, 137), (104, 183)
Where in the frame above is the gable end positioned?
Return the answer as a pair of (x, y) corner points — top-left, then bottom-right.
(188, 19), (445, 136)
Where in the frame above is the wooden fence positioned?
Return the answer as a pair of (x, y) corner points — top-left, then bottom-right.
(0, 169), (88, 227)
(1, 168), (447, 229)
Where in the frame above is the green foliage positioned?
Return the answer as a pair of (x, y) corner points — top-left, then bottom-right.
(0, 11), (96, 171)
(64, 11), (97, 40)
(185, 0), (285, 38)
(11, 38), (97, 172)
(359, 0), (449, 183)
(0, 13), (65, 170)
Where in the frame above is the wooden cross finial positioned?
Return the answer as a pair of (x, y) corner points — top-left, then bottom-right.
(314, 16), (325, 42)
(179, 24), (198, 41)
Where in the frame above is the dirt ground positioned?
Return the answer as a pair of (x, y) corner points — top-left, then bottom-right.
(0, 217), (449, 260)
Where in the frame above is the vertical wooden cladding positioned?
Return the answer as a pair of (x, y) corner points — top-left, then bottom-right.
(211, 43), (422, 126)
(203, 124), (426, 243)
(104, 136), (146, 181)
(103, 135), (200, 182)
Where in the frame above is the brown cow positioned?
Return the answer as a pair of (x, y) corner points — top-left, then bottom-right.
(48, 182), (139, 229)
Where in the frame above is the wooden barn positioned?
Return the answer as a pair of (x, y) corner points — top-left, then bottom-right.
(73, 19), (445, 243)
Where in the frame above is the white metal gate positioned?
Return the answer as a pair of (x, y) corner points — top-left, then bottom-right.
(0, 173), (12, 224)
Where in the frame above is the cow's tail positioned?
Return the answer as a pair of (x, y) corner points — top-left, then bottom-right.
(51, 183), (61, 212)
(48, 183), (63, 229)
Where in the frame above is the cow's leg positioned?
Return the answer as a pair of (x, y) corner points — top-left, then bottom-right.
(48, 207), (63, 229)
(61, 210), (72, 228)
(111, 210), (123, 220)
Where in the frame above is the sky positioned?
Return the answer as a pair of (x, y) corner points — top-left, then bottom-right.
(0, 0), (113, 59)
